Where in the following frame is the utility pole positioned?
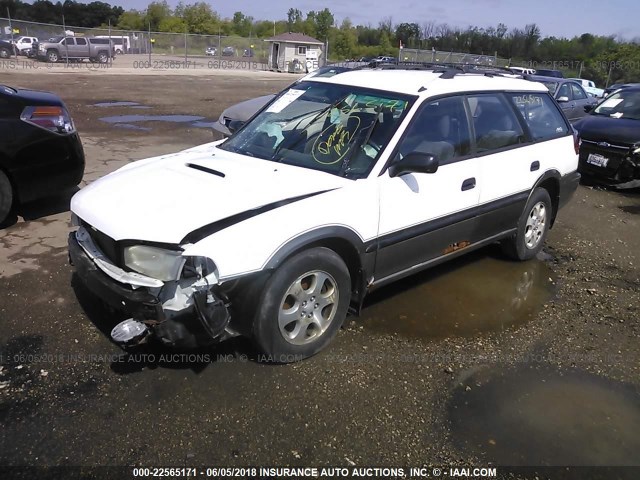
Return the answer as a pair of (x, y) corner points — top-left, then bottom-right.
(62, 2), (68, 66)
(7, 8), (15, 58)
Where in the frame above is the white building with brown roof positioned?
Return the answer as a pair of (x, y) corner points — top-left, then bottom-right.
(265, 32), (325, 73)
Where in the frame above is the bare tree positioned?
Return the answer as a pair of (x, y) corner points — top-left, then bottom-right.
(421, 21), (435, 41)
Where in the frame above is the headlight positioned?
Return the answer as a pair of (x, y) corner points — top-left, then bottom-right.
(123, 245), (184, 282)
(633, 146), (640, 155)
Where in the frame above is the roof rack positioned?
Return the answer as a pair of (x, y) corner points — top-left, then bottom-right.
(355, 61), (523, 79)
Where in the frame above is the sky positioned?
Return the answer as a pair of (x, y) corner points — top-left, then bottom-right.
(66, 0), (640, 39)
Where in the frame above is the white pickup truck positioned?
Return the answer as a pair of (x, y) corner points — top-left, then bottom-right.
(569, 78), (604, 98)
(13, 36), (38, 55)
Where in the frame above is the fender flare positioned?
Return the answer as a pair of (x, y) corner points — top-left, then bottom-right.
(529, 169), (561, 225)
(263, 225), (375, 310)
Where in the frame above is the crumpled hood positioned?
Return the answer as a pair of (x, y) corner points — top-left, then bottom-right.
(71, 146), (347, 244)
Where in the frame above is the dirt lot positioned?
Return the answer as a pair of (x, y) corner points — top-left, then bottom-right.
(0, 62), (639, 477)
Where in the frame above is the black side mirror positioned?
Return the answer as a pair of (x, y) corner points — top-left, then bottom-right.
(584, 104), (594, 113)
(227, 120), (245, 134)
(389, 153), (439, 177)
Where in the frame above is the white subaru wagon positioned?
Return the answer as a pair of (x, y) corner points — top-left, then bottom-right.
(69, 66), (580, 361)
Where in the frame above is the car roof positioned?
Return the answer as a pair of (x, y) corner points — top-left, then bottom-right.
(526, 75), (574, 82)
(306, 68), (548, 97)
(613, 85), (640, 92)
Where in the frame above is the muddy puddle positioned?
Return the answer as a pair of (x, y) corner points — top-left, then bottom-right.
(98, 114), (217, 130)
(92, 101), (151, 109)
(361, 249), (555, 339)
(449, 366), (640, 466)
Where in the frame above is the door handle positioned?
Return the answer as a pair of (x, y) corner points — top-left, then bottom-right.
(461, 177), (476, 191)
(530, 161), (540, 172)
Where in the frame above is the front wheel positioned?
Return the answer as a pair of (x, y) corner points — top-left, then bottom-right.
(253, 247), (351, 362)
(0, 170), (14, 225)
(0, 47), (11, 58)
(502, 187), (552, 261)
(47, 50), (59, 63)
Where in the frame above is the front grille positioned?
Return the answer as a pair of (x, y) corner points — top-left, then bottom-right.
(81, 221), (121, 266)
(579, 140), (629, 178)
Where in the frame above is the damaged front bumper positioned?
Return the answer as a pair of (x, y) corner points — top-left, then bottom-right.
(68, 229), (234, 349)
(578, 149), (640, 189)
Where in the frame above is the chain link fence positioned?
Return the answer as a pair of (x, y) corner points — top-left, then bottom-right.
(0, 17), (270, 63)
(399, 48), (510, 67)
(2, 17), (512, 70)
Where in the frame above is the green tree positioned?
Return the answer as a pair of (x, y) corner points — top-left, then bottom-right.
(286, 8), (302, 31)
(314, 8), (334, 41)
(232, 11), (253, 36)
(143, 0), (171, 30)
(180, 2), (219, 34)
(158, 16), (186, 33)
(395, 22), (420, 48)
(333, 18), (357, 59)
(117, 10), (145, 31)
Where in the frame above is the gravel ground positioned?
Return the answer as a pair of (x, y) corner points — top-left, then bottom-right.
(0, 63), (639, 478)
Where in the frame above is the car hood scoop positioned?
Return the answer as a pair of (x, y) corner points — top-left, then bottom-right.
(186, 163), (225, 178)
(71, 148), (347, 245)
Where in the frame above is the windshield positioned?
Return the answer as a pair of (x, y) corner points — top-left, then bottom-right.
(219, 81), (414, 179)
(48, 36), (63, 42)
(593, 90), (640, 120)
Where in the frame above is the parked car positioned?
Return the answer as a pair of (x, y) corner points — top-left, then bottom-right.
(222, 46), (235, 56)
(603, 82), (640, 98)
(509, 66), (536, 75)
(369, 55), (396, 67)
(0, 40), (16, 58)
(205, 46), (216, 56)
(568, 78), (604, 98)
(574, 86), (640, 188)
(534, 69), (564, 78)
(212, 66), (354, 137)
(526, 75), (597, 122)
(0, 84), (85, 224)
(36, 36), (115, 63)
(12, 36), (38, 55)
(68, 66), (579, 360)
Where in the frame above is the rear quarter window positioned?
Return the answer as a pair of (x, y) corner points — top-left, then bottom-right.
(509, 93), (569, 141)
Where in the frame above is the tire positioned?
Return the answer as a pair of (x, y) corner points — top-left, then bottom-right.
(253, 247), (351, 362)
(0, 47), (10, 59)
(0, 170), (14, 225)
(47, 50), (59, 63)
(97, 51), (108, 63)
(502, 187), (552, 261)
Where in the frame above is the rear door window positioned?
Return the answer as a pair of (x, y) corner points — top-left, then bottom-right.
(467, 94), (525, 153)
(508, 93), (569, 141)
(76, 38), (87, 46)
(570, 83), (587, 100)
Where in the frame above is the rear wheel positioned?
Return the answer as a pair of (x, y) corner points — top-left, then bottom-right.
(0, 171), (14, 225)
(47, 50), (59, 63)
(97, 51), (108, 63)
(0, 47), (10, 58)
(502, 187), (552, 261)
(253, 247), (351, 362)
